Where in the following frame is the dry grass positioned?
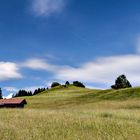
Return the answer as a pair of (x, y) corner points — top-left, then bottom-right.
(0, 109), (140, 140)
(0, 86), (140, 140)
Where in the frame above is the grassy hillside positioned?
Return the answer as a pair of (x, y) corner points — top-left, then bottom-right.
(25, 85), (140, 109)
(0, 86), (140, 140)
(25, 85), (100, 109)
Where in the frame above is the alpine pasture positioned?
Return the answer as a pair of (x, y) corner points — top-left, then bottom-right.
(0, 85), (140, 140)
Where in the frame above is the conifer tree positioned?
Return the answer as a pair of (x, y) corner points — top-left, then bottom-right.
(0, 88), (3, 99)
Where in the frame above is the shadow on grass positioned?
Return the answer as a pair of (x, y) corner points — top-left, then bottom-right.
(26, 87), (140, 109)
(52, 88), (140, 108)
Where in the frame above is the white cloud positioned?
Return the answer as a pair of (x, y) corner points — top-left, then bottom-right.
(3, 93), (14, 99)
(0, 62), (22, 81)
(22, 55), (140, 87)
(31, 0), (66, 17)
(22, 58), (56, 71)
(86, 85), (105, 90)
(55, 55), (140, 87)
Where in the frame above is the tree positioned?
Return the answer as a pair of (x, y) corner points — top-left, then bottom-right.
(73, 81), (85, 88)
(111, 74), (132, 89)
(33, 88), (46, 95)
(51, 82), (61, 88)
(65, 81), (70, 86)
(15, 90), (33, 97)
(28, 91), (33, 96)
(0, 88), (2, 99)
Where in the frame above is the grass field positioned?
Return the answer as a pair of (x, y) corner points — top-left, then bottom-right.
(0, 85), (140, 140)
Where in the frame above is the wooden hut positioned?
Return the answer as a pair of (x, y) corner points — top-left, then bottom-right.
(0, 98), (27, 108)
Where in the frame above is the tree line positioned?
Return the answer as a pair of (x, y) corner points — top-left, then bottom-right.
(0, 74), (132, 99)
(14, 88), (46, 97)
(14, 81), (83, 97)
(51, 81), (85, 88)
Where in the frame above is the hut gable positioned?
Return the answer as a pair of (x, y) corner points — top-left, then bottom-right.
(0, 98), (27, 108)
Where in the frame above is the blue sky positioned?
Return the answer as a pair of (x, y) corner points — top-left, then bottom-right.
(1, 0), (140, 97)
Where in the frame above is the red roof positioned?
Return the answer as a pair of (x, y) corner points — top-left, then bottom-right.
(0, 98), (27, 105)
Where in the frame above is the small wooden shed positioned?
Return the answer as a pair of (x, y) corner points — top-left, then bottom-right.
(0, 98), (27, 108)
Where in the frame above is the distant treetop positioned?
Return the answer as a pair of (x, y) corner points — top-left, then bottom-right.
(65, 81), (70, 86)
(51, 82), (61, 88)
(111, 74), (132, 89)
(0, 88), (3, 99)
(73, 81), (85, 88)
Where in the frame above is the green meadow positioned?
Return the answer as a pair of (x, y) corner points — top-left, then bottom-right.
(0, 85), (140, 140)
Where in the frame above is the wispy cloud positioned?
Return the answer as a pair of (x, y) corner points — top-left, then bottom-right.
(3, 87), (19, 92)
(55, 55), (140, 87)
(1, 54), (140, 88)
(136, 36), (140, 53)
(0, 62), (22, 81)
(31, 0), (66, 17)
(21, 58), (56, 71)
(22, 55), (140, 87)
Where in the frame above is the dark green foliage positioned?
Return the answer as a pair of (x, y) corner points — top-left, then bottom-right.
(0, 88), (3, 99)
(111, 74), (132, 89)
(73, 81), (85, 88)
(15, 90), (33, 97)
(65, 81), (70, 86)
(51, 82), (61, 88)
(15, 88), (46, 97)
(28, 91), (33, 96)
(33, 88), (46, 95)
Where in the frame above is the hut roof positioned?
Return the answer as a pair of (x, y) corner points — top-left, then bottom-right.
(0, 98), (27, 105)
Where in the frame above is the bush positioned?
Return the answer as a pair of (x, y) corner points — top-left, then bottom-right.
(51, 82), (61, 88)
(73, 81), (85, 88)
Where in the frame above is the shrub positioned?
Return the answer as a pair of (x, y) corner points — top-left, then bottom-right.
(51, 82), (61, 88)
(73, 81), (85, 88)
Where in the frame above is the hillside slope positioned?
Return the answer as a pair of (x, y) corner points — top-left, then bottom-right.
(0, 86), (140, 140)
(24, 86), (140, 109)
